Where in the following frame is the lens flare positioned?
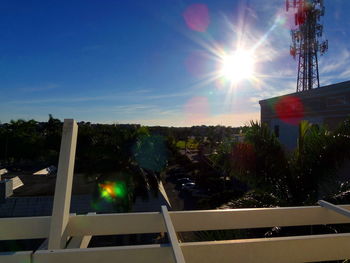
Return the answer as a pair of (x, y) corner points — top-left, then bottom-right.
(98, 181), (126, 202)
(231, 142), (256, 172)
(183, 4), (210, 32)
(275, 96), (304, 125)
(133, 135), (168, 172)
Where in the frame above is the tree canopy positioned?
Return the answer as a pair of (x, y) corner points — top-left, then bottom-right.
(214, 119), (350, 206)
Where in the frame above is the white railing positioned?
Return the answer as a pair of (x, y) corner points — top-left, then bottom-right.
(1, 119), (350, 263)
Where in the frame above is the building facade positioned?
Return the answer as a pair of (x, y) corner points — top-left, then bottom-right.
(259, 81), (350, 149)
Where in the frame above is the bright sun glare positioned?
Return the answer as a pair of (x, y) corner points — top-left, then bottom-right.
(220, 49), (255, 83)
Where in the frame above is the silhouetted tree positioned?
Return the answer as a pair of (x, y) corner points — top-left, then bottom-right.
(216, 119), (350, 206)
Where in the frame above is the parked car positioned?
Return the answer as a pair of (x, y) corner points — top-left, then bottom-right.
(176, 177), (191, 184)
(175, 178), (192, 189)
(166, 167), (187, 183)
(181, 182), (196, 191)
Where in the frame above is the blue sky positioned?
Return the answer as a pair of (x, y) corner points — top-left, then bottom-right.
(1, 0), (349, 126)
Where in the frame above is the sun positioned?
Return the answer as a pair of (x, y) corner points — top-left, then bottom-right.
(220, 49), (255, 83)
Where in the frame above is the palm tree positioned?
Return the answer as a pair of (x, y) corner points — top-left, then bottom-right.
(289, 119), (350, 204)
(224, 119), (350, 206)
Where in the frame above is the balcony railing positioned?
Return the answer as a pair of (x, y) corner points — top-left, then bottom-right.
(1, 119), (350, 263)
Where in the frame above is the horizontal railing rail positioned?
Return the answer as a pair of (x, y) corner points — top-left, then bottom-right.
(170, 205), (350, 231)
(2, 205), (350, 241)
(181, 232), (350, 263)
(3, 224), (350, 263)
(0, 216), (51, 240)
(1, 205), (350, 262)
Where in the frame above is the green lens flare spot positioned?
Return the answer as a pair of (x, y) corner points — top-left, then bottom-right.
(99, 181), (127, 201)
(114, 183), (126, 197)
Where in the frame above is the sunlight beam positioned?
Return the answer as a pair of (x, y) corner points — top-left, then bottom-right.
(220, 49), (255, 83)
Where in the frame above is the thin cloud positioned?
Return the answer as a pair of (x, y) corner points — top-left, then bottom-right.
(320, 48), (350, 77)
(4, 90), (193, 105)
(339, 68), (350, 79)
(18, 84), (59, 93)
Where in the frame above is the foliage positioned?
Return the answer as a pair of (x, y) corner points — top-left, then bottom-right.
(232, 121), (290, 201)
(190, 229), (249, 243)
(176, 138), (199, 150)
(219, 190), (284, 209)
(197, 189), (245, 209)
(0, 116), (62, 166)
(210, 138), (236, 175)
(289, 120), (350, 204)
(0, 116), (173, 211)
(216, 119), (350, 206)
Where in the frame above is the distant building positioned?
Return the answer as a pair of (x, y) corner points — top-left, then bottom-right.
(259, 81), (350, 149)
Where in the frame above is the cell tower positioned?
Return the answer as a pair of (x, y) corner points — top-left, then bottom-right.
(286, 0), (328, 92)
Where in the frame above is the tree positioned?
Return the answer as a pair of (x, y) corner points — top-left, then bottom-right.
(2, 119), (45, 164)
(0, 117), (168, 212)
(42, 114), (62, 164)
(221, 119), (350, 206)
(81, 125), (168, 212)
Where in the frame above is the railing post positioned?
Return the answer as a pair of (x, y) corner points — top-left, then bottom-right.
(318, 200), (350, 218)
(161, 206), (186, 263)
(48, 119), (78, 249)
(66, 213), (95, 248)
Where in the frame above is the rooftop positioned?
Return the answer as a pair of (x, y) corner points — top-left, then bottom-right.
(259, 80), (350, 104)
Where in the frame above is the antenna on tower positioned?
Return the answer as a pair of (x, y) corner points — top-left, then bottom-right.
(286, 0), (328, 92)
